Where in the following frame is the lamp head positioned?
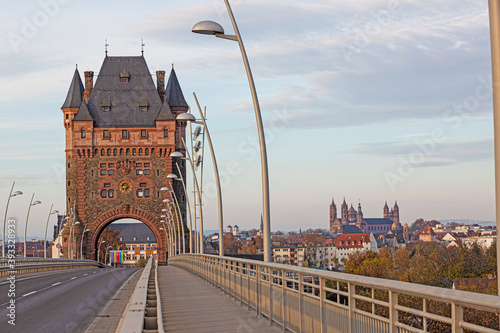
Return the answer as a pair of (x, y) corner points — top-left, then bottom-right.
(170, 152), (184, 158)
(167, 174), (178, 179)
(162, 208), (168, 212)
(192, 20), (224, 35)
(160, 187), (169, 191)
(176, 113), (196, 121)
(33, 200), (42, 205)
(163, 199), (171, 203)
(51, 210), (59, 214)
(161, 215), (167, 218)
(160, 220), (166, 223)
(12, 191), (23, 196)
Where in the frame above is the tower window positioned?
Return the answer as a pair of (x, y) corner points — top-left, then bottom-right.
(164, 129), (168, 137)
(101, 189), (107, 198)
(108, 189), (114, 198)
(122, 130), (128, 138)
(103, 130), (109, 138)
(81, 130), (85, 138)
(141, 130), (146, 138)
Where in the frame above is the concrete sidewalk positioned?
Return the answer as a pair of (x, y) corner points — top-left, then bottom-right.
(158, 265), (282, 333)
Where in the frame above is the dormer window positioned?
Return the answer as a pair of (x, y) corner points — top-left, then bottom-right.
(120, 70), (129, 83)
(102, 100), (111, 112)
(139, 100), (148, 112)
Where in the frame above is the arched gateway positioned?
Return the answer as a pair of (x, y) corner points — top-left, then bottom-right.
(61, 54), (189, 265)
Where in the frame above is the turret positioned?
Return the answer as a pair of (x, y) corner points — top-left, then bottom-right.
(341, 198), (348, 225)
(348, 204), (356, 222)
(393, 201), (400, 227)
(383, 201), (389, 218)
(330, 198), (337, 223)
(356, 202), (363, 224)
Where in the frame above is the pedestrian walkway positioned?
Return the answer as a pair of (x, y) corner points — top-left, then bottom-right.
(158, 265), (282, 333)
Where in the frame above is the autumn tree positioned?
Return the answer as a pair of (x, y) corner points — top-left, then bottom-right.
(238, 236), (263, 255)
(97, 227), (126, 263)
(223, 232), (242, 254)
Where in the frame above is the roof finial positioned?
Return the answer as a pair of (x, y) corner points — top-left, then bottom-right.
(76, 64), (78, 70)
(172, 63), (174, 69)
(141, 38), (145, 56)
(105, 38), (109, 56)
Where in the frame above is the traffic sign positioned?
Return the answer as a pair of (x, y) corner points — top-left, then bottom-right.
(56, 243), (61, 249)
(171, 242), (175, 247)
(146, 247), (153, 255)
(134, 246), (140, 255)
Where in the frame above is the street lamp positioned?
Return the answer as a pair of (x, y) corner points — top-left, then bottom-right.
(2, 182), (22, 257)
(68, 221), (80, 259)
(192, 3), (272, 261)
(105, 245), (112, 265)
(161, 201), (180, 254)
(24, 193), (42, 258)
(173, 162), (194, 253)
(166, 175), (187, 254)
(191, 93), (224, 256)
(172, 145), (205, 254)
(44, 205), (59, 258)
(97, 240), (106, 263)
(80, 228), (90, 260)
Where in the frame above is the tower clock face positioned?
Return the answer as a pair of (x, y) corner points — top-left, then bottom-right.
(119, 180), (132, 194)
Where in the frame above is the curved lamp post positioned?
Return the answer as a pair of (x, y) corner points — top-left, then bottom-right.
(174, 162), (194, 253)
(44, 205), (59, 258)
(162, 196), (181, 254)
(159, 227), (170, 259)
(172, 145), (205, 254)
(191, 93), (224, 256)
(97, 240), (106, 263)
(80, 228), (90, 260)
(192, 5), (271, 261)
(69, 221), (80, 259)
(162, 192), (183, 254)
(3, 182), (22, 257)
(162, 208), (178, 254)
(24, 193), (42, 258)
(166, 175), (187, 254)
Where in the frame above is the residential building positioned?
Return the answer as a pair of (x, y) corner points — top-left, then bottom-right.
(419, 226), (438, 242)
(334, 233), (377, 262)
(272, 246), (306, 266)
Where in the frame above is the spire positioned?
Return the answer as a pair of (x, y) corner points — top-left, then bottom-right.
(357, 201), (362, 215)
(61, 68), (84, 109)
(384, 201), (389, 209)
(166, 67), (188, 108)
(394, 201), (399, 209)
(73, 100), (94, 121)
(156, 99), (175, 121)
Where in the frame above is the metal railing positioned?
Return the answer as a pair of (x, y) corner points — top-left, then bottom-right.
(0, 258), (106, 276)
(170, 254), (500, 333)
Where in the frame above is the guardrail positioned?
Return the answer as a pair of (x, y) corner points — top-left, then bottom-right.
(0, 258), (106, 276)
(170, 254), (500, 333)
(118, 256), (163, 333)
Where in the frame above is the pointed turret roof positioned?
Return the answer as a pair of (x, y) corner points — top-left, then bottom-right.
(342, 198), (348, 207)
(394, 201), (399, 209)
(62, 68), (84, 109)
(357, 202), (363, 215)
(73, 100), (94, 121)
(156, 99), (175, 121)
(384, 201), (389, 209)
(166, 68), (188, 108)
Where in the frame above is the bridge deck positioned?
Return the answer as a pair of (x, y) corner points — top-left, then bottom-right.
(158, 265), (282, 332)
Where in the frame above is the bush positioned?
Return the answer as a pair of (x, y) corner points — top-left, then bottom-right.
(135, 258), (147, 267)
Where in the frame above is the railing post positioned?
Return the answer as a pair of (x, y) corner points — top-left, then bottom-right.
(269, 267), (273, 325)
(282, 268), (287, 332)
(299, 272), (304, 333)
(257, 264), (261, 318)
(452, 303), (464, 333)
(320, 277), (325, 333)
(348, 282), (355, 333)
(389, 290), (398, 333)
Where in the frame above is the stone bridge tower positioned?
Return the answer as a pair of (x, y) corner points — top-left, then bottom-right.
(61, 55), (189, 265)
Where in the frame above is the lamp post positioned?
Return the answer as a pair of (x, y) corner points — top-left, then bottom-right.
(192, 3), (271, 261)
(69, 221), (80, 259)
(172, 142), (205, 254)
(191, 94), (224, 256)
(104, 245), (112, 265)
(159, 227), (170, 259)
(44, 205), (59, 258)
(488, 0), (500, 295)
(3, 182), (22, 257)
(162, 207), (178, 254)
(173, 162), (193, 253)
(166, 177), (187, 254)
(24, 193), (42, 258)
(97, 240), (106, 263)
(80, 228), (90, 260)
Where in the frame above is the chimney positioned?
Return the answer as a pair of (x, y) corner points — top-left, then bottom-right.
(83, 71), (94, 103)
(156, 70), (166, 102)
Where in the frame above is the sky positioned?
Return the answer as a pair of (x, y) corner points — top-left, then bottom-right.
(0, 0), (496, 239)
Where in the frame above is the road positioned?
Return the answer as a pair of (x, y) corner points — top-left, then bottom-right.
(0, 267), (139, 333)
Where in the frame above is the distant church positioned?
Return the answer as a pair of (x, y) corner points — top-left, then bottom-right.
(330, 199), (406, 235)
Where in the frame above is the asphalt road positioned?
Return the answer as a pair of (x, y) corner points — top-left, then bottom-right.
(0, 267), (139, 333)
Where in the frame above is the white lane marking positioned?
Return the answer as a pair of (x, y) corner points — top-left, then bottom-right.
(93, 271), (97, 274)
(52, 282), (61, 286)
(22, 291), (37, 297)
(83, 273), (88, 276)
(71, 277), (77, 280)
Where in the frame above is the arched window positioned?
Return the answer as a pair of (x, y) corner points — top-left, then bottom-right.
(145, 148), (149, 155)
(126, 148), (130, 155)
(159, 148), (162, 156)
(113, 148), (117, 156)
(107, 148), (111, 156)
(94, 149), (98, 156)
(101, 149), (105, 156)
(139, 148), (143, 156)
(133, 148), (136, 156)
(120, 148), (124, 155)
(151, 148), (155, 155)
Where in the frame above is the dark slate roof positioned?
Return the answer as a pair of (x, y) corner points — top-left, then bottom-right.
(363, 218), (394, 225)
(340, 225), (363, 234)
(166, 68), (188, 108)
(61, 68), (84, 109)
(108, 223), (157, 243)
(74, 100), (94, 121)
(86, 56), (164, 128)
(156, 99), (175, 121)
